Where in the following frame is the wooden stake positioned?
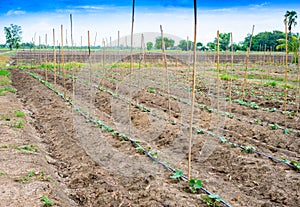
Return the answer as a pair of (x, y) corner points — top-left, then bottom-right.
(88, 30), (92, 116)
(129, 0), (135, 137)
(229, 32), (233, 112)
(242, 25), (255, 100)
(188, 0), (197, 181)
(53, 29), (57, 89)
(45, 33), (48, 82)
(61, 25), (66, 99)
(160, 25), (172, 119)
(284, 16), (289, 127)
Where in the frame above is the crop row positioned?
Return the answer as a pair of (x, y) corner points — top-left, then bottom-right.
(33, 69), (300, 172)
(27, 70), (232, 207)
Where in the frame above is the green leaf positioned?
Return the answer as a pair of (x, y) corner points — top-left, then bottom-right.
(284, 128), (289, 134)
(219, 137), (227, 143)
(170, 169), (183, 180)
(209, 194), (222, 202)
(197, 129), (204, 134)
(189, 178), (202, 193)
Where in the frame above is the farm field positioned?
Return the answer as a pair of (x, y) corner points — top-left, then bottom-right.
(0, 49), (300, 207)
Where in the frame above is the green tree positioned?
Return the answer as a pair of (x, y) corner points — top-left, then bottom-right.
(240, 30), (285, 51)
(155, 37), (175, 49)
(206, 42), (216, 51)
(214, 33), (230, 51)
(146, 42), (153, 51)
(4, 24), (22, 50)
(177, 40), (194, 51)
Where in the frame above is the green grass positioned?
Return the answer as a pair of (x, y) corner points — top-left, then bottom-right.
(14, 110), (25, 117)
(0, 87), (16, 95)
(0, 70), (10, 77)
(0, 76), (11, 86)
(219, 74), (238, 81)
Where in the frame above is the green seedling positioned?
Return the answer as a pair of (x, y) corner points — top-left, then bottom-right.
(40, 196), (54, 206)
(219, 137), (227, 143)
(0, 172), (4, 176)
(197, 129), (205, 134)
(101, 125), (113, 132)
(1, 114), (10, 121)
(189, 178), (202, 193)
(170, 169), (183, 181)
(10, 120), (23, 128)
(248, 102), (259, 109)
(136, 145), (144, 153)
(254, 119), (260, 124)
(241, 146), (255, 153)
(149, 150), (160, 159)
(202, 194), (222, 207)
(270, 124), (279, 130)
(225, 112), (235, 119)
(284, 128), (289, 134)
(20, 144), (38, 153)
(290, 160), (300, 171)
(148, 87), (155, 93)
(14, 110), (25, 117)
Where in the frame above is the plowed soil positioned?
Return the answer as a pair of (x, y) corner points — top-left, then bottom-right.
(0, 67), (299, 207)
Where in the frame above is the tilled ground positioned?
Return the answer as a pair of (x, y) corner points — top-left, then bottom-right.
(6, 68), (300, 207)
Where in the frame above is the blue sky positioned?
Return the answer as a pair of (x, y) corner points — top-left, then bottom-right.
(0, 1), (299, 45)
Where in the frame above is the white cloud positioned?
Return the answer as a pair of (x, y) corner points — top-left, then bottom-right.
(6, 10), (26, 16)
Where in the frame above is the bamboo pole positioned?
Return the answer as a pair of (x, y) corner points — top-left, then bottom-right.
(229, 32), (233, 112)
(117, 30), (120, 69)
(297, 40), (300, 114)
(188, 0), (197, 181)
(268, 46), (272, 84)
(160, 25), (172, 119)
(61, 25), (66, 99)
(45, 33), (48, 82)
(38, 35), (41, 65)
(53, 29), (56, 89)
(101, 39), (105, 88)
(70, 13), (76, 107)
(88, 31), (92, 116)
(216, 30), (221, 131)
(284, 16), (288, 127)
(242, 25), (255, 100)
(129, 0), (135, 137)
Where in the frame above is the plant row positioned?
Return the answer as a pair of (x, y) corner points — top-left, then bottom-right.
(28, 70), (232, 207)
(36, 69), (300, 172)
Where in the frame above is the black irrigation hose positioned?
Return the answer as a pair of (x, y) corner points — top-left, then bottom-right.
(27, 70), (233, 207)
(47, 70), (300, 172)
(51, 68), (300, 134)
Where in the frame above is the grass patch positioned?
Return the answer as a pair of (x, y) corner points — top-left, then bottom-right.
(14, 110), (25, 117)
(0, 76), (11, 86)
(0, 87), (16, 95)
(219, 74), (238, 81)
(0, 69), (10, 77)
(10, 120), (24, 128)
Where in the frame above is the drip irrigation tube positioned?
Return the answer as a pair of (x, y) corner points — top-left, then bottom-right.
(27, 70), (233, 207)
(38, 70), (300, 172)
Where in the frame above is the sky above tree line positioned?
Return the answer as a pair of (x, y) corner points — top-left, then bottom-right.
(0, 0), (299, 46)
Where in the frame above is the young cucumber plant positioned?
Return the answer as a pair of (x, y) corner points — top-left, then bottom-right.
(202, 194), (222, 207)
(189, 178), (202, 193)
(170, 169), (183, 181)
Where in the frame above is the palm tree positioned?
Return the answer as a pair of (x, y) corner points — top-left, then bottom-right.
(284, 10), (298, 35)
(276, 35), (300, 63)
